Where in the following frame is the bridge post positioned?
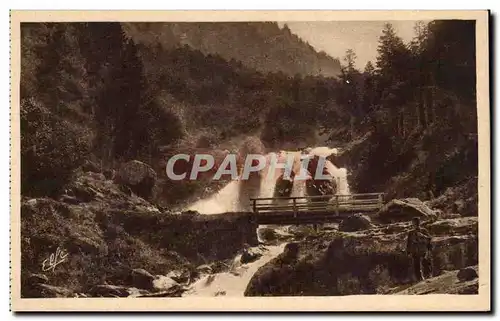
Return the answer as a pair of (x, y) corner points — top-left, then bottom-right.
(378, 193), (383, 208)
(335, 195), (339, 216)
(252, 199), (257, 213)
(292, 198), (297, 218)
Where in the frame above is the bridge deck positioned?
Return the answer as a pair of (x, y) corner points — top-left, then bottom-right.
(250, 193), (385, 225)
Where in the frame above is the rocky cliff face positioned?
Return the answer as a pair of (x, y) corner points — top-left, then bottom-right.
(244, 200), (478, 296)
(21, 170), (258, 298)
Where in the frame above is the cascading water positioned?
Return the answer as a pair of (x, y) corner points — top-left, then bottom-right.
(186, 147), (351, 213)
(186, 180), (241, 214)
(182, 146), (352, 297)
(182, 244), (286, 297)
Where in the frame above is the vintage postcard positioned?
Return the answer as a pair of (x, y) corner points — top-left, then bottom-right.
(10, 10), (490, 312)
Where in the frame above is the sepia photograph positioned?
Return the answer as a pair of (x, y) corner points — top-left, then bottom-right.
(9, 10), (490, 311)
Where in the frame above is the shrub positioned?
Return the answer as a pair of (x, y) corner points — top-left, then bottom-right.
(20, 98), (92, 196)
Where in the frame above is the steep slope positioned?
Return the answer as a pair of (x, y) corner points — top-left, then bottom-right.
(123, 22), (341, 78)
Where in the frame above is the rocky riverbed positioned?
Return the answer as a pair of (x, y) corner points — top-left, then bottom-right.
(244, 198), (478, 296)
(21, 169), (479, 298)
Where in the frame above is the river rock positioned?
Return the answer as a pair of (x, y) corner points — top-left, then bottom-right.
(375, 198), (437, 224)
(339, 214), (373, 232)
(244, 215), (478, 296)
(152, 275), (179, 291)
(258, 227), (279, 242)
(131, 268), (155, 290)
(138, 286), (184, 297)
(457, 266), (478, 282)
(196, 264), (213, 275)
(166, 270), (190, 284)
(391, 268), (478, 294)
(210, 260), (231, 274)
(241, 248), (264, 264)
(115, 160), (157, 199)
(244, 243), (301, 296)
(89, 284), (131, 297)
(426, 217), (478, 236)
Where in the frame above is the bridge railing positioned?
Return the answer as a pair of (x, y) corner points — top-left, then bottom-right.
(250, 193), (385, 215)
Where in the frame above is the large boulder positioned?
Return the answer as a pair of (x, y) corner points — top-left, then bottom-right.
(240, 247), (264, 264)
(152, 275), (179, 291)
(375, 198), (437, 224)
(131, 268), (155, 290)
(392, 268), (478, 295)
(88, 284), (132, 297)
(196, 264), (213, 275)
(339, 214), (373, 232)
(244, 216), (478, 296)
(244, 243), (300, 296)
(457, 266), (478, 282)
(426, 217), (478, 236)
(116, 160), (157, 199)
(166, 269), (191, 284)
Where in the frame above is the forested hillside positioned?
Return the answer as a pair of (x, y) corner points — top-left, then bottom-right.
(330, 21), (478, 208)
(20, 20), (478, 210)
(122, 22), (341, 77)
(20, 22), (341, 205)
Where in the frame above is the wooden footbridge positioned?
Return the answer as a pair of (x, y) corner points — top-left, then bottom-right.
(250, 193), (385, 225)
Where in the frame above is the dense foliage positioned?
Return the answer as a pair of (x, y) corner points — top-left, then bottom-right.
(20, 20), (477, 204)
(328, 21), (477, 199)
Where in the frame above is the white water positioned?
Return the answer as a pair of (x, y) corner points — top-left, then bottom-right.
(186, 146), (351, 214)
(183, 146), (350, 296)
(182, 244), (286, 297)
(186, 180), (241, 214)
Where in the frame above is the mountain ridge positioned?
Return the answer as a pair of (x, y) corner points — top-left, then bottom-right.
(122, 22), (341, 78)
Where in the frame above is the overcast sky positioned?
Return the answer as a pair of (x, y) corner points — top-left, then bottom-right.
(278, 21), (422, 69)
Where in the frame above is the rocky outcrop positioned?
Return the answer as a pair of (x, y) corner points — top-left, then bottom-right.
(89, 284), (134, 297)
(426, 217), (478, 236)
(152, 275), (180, 291)
(244, 215), (478, 296)
(391, 266), (478, 294)
(244, 243), (300, 296)
(21, 171), (258, 298)
(339, 214), (373, 232)
(427, 177), (478, 217)
(273, 174), (294, 198)
(375, 198), (438, 224)
(241, 246), (265, 264)
(457, 266), (478, 282)
(131, 268), (156, 290)
(115, 160), (157, 199)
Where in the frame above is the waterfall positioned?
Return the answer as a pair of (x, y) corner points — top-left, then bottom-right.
(186, 180), (242, 214)
(182, 146), (352, 297)
(185, 147), (351, 214)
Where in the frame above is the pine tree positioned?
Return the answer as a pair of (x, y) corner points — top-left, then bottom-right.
(337, 49), (362, 138)
(375, 23), (413, 136)
(361, 61), (377, 124)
